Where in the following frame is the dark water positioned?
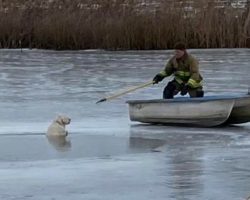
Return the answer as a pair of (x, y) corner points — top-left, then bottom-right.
(0, 49), (250, 200)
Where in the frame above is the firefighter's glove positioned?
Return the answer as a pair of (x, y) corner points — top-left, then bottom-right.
(180, 84), (190, 96)
(153, 74), (164, 84)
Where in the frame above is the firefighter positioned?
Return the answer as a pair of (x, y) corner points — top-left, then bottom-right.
(153, 42), (204, 99)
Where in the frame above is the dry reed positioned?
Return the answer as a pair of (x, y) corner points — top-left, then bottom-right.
(0, 0), (249, 49)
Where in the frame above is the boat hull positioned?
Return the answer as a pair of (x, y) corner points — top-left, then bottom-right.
(127, 98), (235, 127)
(227, 95), (250, 124)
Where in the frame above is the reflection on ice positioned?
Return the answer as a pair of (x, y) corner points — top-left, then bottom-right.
(129, 124), (250, 199)
(129, 136), (166, 152)
(46, 135), (71, 152)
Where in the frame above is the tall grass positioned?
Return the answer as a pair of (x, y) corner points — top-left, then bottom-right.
(0, 0), (249, 49)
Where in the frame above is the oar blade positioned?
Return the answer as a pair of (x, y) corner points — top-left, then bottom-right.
(96, 98), (107, 104)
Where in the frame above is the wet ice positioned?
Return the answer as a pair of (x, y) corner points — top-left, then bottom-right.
(0, 49), (250, 200)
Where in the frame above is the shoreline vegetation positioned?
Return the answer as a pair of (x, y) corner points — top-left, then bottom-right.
(0, 0), (249, 50)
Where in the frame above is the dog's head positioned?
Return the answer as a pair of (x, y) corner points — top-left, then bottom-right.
(55, 115), (71, 125)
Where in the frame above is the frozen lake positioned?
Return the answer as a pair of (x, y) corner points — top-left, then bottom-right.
(0, 49), (250, 200)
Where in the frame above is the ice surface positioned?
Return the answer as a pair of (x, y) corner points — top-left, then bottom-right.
(0, 49), (250, 200)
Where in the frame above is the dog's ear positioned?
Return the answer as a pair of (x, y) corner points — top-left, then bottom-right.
(55, 115), (63, 125)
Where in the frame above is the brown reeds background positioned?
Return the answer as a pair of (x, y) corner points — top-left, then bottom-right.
(0, 0), (249, 50)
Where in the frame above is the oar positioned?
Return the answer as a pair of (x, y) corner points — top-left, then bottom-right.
(96, 80), (154, 104)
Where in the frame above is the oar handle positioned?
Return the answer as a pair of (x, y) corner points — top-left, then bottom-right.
(96, 80), (154, 104)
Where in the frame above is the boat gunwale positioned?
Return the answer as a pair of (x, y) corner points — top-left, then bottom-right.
(126, 94), (250, 104)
